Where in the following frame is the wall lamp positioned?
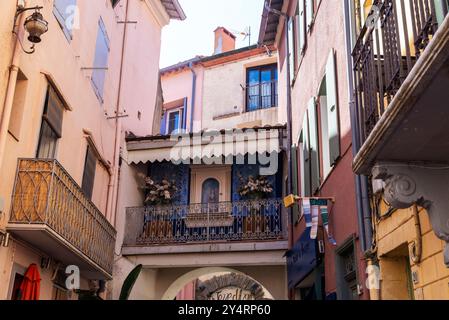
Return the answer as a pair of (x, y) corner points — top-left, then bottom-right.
(13, 5), (49, 54)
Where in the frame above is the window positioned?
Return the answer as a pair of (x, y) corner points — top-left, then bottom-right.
(91, 18), (110, 103)
(81, 145), (97, 200)
(53, 0), (77, 41)
(37, 85), (64, 159)
(111, 0), (120, 8)
(300, 98), (320, 197)
(202, 178), (220, 204)
(167, 108), (184, 134)
(8, 69), (28, 140)
(336, 238), (359, 300)
(319, 49), (340, 178)
(246, 64), (278, 111)
(161, 98), (187, 135)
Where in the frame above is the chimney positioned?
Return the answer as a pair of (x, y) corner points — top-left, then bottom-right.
(214, 27), (236, 55)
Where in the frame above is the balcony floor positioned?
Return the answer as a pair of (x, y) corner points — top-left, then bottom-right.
(7, 224), (112, 280)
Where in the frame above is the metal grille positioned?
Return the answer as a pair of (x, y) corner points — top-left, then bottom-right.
(125, 199), (285, 245)
(9, 159), (116, 274)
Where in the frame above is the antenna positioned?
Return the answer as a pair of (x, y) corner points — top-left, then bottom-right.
(229, 26), (252, 46)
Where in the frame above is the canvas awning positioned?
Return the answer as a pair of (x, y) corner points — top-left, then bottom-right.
(125, 126), (286, 164)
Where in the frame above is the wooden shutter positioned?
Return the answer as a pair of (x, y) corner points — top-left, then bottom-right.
(325, 49), (341, 165)
(160, 111), (167, 135)
(182, 97), (188, 131)
(297, 0), (306, 55)
(82, 145), (97, 200)
(53, 0), (77, 41)
(301, 112), (311, 197)
(43, 85), (64, 138)
(434, 0), (448, 25)
(306, 0), (315, 30)
(308, 97), (320, 194)
(92, 18), (110, 103)
(291, 145), (300, 222)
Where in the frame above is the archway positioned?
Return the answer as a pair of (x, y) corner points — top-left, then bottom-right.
(161, 267), (275, 300)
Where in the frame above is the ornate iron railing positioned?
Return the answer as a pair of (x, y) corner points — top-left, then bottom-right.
(353, 0), (448, 141)
(124, 199), (285, 245)
(246, 80), (278, 111)
(9, 159), (116, 274)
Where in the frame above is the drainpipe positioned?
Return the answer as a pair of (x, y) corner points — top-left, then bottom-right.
(107, 0), (130, 227)
(0, 2), (26, 173)
(343, 0), (373, 253)
(188, 61), (197, 133)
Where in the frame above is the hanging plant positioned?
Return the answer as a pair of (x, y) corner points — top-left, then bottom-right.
(140, 175), (178, 206)
(238, 174), (273, 200)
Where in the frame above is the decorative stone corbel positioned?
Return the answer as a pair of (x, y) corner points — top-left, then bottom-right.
(372, 162), (449, 267)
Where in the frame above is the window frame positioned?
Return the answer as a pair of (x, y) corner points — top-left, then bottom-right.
(166, 107), (185, 135)
(245, 63), (278, 112)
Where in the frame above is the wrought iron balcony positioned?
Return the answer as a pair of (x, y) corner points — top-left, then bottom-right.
(7, 159), (116, 279)
(352, 0), (448, 142)
(246, 80), (278, 112)
(124, 199), (285, 246)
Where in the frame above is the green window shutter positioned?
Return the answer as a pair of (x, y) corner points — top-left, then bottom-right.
(291, 145), (299, 222)
(288, 17), (295, 84)
(297, 0), (306, 55)
(301, 113), (311, 197)
(306, 0), (314, 30)
(325, 49), (340, 165)
(308, 97), (320, 194)
(434, 0), (448, 25)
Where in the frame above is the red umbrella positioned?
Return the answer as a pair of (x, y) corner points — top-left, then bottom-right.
(18, 264), (41, 300)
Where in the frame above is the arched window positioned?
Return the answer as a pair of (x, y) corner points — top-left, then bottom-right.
(201, 178), (220, 204)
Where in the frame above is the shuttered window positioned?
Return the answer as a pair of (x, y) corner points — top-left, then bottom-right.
(288, 17), (295, 84)
(82, 145), (97, 200)
(36, 85), (64, 159)
(306, 0), (315, 31)
(291, 145), (300, 222)
(53, 0), (77, 41)
(325, 49), (340, 165)
(297, 0), (306, 56)
(91, 18), (110, 104)
(308, 98), (321, 194)
(301, 113), (311, 197)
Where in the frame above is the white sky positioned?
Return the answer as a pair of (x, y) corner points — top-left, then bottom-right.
(160, 0), (265, 68)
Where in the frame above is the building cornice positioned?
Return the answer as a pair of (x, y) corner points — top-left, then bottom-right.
(143, 0), (170, 28)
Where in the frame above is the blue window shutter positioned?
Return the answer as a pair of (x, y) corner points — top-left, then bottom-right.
(182, 98), (188, 131)
(160, 112), (167, 135)
(308, 97), (320, 194)
(53, 0), (77, 41)
(325, 49), (340, 165)
(91, 18), (110, 103)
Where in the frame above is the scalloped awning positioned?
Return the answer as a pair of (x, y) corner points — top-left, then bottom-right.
(126, 127), (286, 164)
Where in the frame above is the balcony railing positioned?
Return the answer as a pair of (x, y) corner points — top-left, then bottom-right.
(353, 0), (448, 141)
(124, 199), (285, 246)
(9, 159), (116, 276)
(246, 80), (278, 111)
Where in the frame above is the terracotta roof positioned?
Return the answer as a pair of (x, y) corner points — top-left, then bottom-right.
(160, 0), (186, 20)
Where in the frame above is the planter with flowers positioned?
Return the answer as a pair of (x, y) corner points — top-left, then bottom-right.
(238, 175), (274, 234)
(140, 175), (178, 240)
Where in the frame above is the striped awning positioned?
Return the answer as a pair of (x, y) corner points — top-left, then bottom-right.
(126, 127), (286, 164)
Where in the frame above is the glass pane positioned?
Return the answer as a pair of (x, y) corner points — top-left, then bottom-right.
(261, 70), (272, 108)
(37, 120), (58, 159)
(247, 70), (260, 111)
(168, 111), (181, 134)
(201, 178), (220, 204)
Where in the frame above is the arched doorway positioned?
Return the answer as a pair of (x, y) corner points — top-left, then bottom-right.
(161, 267), (275, 300)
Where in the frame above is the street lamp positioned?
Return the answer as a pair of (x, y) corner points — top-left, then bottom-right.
(13, 6), (49, 54)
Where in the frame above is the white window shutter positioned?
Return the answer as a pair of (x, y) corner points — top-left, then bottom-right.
(301, 112), (311, 197)
(306, 0), (314, 30)
(288, 17), (295, 84)
(297, 0), (306, 55)
(325, 49), (340, 165)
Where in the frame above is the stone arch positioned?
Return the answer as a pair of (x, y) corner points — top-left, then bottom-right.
(161, 267), (274, 300)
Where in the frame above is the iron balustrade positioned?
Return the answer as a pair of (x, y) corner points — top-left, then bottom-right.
(9, 159), (116, 274)
(246, 80), (278, 111)
(352, 0), (448, 141)
(124, 199), (285, 245)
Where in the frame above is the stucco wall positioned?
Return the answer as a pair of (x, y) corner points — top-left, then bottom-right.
(376, 203), (449, 300)
(202, 54), (281, 131)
